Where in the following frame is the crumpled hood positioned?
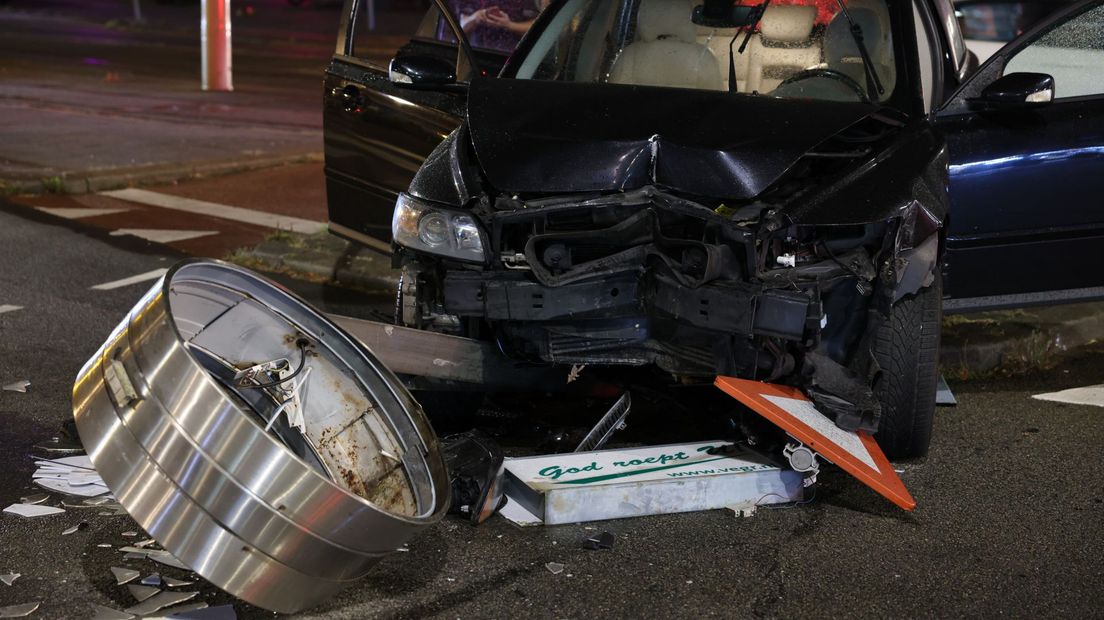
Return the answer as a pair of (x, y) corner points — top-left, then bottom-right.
(467, 78), (878, 200)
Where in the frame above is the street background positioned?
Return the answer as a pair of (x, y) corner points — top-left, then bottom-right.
(1, 1), (1102, 618)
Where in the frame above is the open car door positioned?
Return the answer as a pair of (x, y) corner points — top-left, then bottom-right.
(937, 0), (1104, 311)
(323, 0), (512, 252)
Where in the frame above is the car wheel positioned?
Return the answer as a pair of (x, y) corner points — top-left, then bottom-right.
(872, 273), (941, 459)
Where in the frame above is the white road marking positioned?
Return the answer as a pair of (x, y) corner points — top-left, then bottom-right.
(101, 188), (326, 234)
(110, 229), (218, 244)
(0, 305), (22, 315)
(90, 268), (168, 291)
(36, 207), (129, 219)
(1033, 385), (1104, 407)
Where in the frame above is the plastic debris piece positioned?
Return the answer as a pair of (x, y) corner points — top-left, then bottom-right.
(112, 566), (141, 585)
(441, 430), (506, 525)
(2, 380), (30, 393)
(121, 531), (138, 537)
(146, 550), (190, 570)
(0, 602), (39, 618)
(19, 493), (49, 505)
(545, 562), (564, 575)
(33, 436), (85, 455)
(574, 392), (631, 452)
(90, 604), (136, 620)
(128, 584), (161, 602)
(3, 503), (65, 518)
(134, 539), (157, 548)
(158, 602), (209, 617)
(162, 577), (194, 588)
(142, 574), (162, 586)
(63, 521), (90, 535)
(33, 477), (110, 497)
(167, 604), (235, 620)
(581, 531), (615, 550)
(0, 573), (20, 586)
(125, 591), (198, 616)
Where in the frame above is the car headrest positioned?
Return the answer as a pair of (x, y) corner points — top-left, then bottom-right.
(636, 0), (698, 43)
(759, 4), (817, 42)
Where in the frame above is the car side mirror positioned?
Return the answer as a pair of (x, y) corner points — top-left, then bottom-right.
(389, 54), (460, 91)
(973, 72), (1055, 110)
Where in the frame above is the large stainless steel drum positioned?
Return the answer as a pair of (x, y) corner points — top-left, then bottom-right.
(73, 260), (450, 613)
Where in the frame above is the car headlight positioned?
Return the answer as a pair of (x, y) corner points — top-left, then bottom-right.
(392, 193), (487, 263)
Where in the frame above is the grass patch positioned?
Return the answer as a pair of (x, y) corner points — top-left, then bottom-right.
(39, 176), (66, 194)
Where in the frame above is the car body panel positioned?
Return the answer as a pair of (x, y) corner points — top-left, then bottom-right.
(938, 0), (1104, 309)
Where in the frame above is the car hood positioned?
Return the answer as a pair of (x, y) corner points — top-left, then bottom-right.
(466, 78), (879, 200)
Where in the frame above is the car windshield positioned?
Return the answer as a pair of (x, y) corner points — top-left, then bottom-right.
(510, 0), (900, 102)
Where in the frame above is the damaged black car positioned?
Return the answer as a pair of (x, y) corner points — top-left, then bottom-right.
(323, 0), (1104, 458)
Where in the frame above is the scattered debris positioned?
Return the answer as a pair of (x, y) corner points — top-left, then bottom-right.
(936, 375), (957, 406)
(62, 521), (89, 535)
(441, 430), (506, 525)
(3, 503), (65, 518)
(545, 562), (565, 575)
(0, 573), (20, 586)
(0, 602), (40, 618)
(142, 574), (163, 586)
(146, 550), (190, 570)
(574, 392), (631, 452)
(84, 497), (113, 506)
(31, 456), (109, 498)
(19, 494), (48, 505)
(727, 505), (758, 518)
(1033, 384), (1104, 407)
(581, 531), (615, 550)
(111, 566), (141, 585)
(162, 577), (194, 588)
(566, 364), (585, 384)
(158, 602), (210, 617)
(165, 604), (236, 620)
(1, 380), (30, 393)
(98, 543), (114, 548)
(127, 584), (161, 602)
(90, 603), (135, 620)
(121, 531), (138, 537)
(124, 591), (199, 616)
(33, 436), (85, 455)
(134, 539), (157, 549)
(502, 440), (800, 525)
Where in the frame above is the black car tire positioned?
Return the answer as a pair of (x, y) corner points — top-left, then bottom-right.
(872, 274), (941, 459)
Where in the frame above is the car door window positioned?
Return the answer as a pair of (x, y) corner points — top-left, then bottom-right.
(1003, 3), (1104, 98)
(348, 1), (446, 67)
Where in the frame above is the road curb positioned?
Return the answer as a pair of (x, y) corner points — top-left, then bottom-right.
(1, 152), (324, 196)
(940, 302), (1104, 376)
(230, 232), (399, 294)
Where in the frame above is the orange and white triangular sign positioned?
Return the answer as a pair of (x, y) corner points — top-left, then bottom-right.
(715, 377), (916, 511)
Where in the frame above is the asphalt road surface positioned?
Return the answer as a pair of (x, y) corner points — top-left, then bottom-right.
(1, 202), (1102, 619)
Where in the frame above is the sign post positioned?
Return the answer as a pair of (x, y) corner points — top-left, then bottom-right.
(201, 0), (232, 91)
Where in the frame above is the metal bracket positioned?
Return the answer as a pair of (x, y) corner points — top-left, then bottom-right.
(782, 440), (820, 487)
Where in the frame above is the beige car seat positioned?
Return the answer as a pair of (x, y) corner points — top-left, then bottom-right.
(745, 4), (820, 93)
(609, 0), (723, 90)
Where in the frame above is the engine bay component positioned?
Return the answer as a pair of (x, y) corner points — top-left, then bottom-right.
(73, 260), (449, 613)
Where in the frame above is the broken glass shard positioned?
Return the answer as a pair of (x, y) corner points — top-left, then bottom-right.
(62, 521), (89, 535)
(121, 531), (138, 537)
(124, 591), (198, 616)
(166, 604), (236, 620)
(545, 562), (564, 575)
(582, 531), (615, 550)
(90, 604), (135, 620)
(1, 380), (30, 393)
(0, 603), (40, 618)
(127, 584), (160, 602)
(162, 577), (194, 588)
(3, 503), (64, 518)
(146, 550), (190, 570)
(0, 573), (19, 586)
(141, 574), (162, 586)
(19, 494), (48, 505)
(158, 602), (209, 617)
(111, 566), (140, 585)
